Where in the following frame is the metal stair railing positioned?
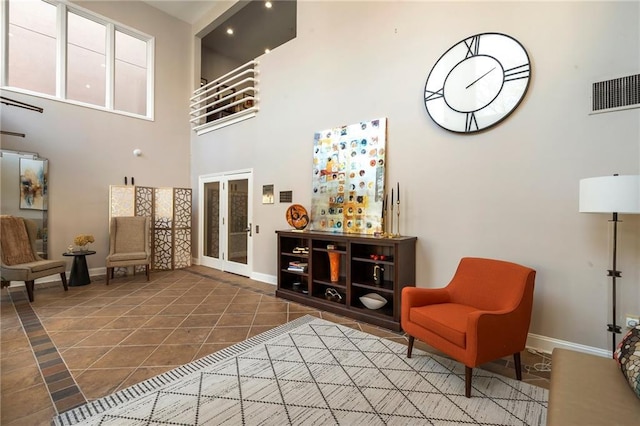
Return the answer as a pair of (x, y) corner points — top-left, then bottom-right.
(190, 60), (259, 135)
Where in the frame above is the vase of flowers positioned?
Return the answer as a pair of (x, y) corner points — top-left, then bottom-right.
(74, 234), (95, 252)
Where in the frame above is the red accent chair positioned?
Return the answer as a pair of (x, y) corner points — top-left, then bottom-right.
(401, 257), (536, 397)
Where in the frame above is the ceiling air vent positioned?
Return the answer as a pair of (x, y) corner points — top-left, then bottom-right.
(591, 74), (640, 114)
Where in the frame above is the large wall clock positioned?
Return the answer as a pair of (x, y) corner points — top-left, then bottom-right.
(424, 32), (531, 133)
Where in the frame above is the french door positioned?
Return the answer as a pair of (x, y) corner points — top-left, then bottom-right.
(199, 170), (252, 276)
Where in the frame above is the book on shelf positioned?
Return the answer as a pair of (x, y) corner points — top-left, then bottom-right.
(287, 261), (308, 272)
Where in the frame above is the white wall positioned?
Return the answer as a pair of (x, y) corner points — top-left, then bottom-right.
(191, 1), (640, 352)
(0, 1), (192, 271)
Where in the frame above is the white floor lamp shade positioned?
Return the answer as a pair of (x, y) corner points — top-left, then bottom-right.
(579, 174), (640, 356)
(579, 175), (640, 213)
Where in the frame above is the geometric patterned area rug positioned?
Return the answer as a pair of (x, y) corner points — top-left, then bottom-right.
(53, 316), (547, 425)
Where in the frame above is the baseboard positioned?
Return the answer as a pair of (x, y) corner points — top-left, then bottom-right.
(250, 271), (276, 285)
(526, 332), (610, 358)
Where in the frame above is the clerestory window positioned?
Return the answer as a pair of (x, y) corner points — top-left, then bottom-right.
(2, 0), (154, 119)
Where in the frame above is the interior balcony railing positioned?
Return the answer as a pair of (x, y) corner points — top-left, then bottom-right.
(190, 60), (259, 135)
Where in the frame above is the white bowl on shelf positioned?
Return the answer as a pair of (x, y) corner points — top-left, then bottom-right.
(359, 293), (387, 310)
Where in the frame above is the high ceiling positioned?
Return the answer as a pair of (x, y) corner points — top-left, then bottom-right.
(142, 1), (219, 25)
(143, 0), (297, 63)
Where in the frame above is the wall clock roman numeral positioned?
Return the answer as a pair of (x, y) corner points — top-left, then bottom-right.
(425, 88), (444, 102)
(464, 35), (481, 58)
(504, 64), (530, 82)
(465, 112), (478, 132)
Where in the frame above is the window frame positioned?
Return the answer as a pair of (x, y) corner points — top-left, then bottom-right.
(0, 0), (155, 120)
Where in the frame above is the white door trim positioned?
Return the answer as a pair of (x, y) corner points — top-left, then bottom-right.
(198, 169), (253, 277)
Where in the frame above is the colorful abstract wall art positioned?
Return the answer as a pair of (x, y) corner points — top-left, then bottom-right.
(310, 118), (387, 234)
(19, 158), (48, 210)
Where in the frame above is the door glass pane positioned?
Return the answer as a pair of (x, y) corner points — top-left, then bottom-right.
(8, 0), (57, 95)
(67, 11), (106, 106)
(204, 182), (220, 259)
(228, 179), (248, 265)
(114, 30), (147, 115)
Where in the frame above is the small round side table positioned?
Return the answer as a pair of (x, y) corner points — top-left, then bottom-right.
(62, 250), (96, 286)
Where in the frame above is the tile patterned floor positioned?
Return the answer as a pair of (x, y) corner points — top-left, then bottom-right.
(0, 265), (550, 425)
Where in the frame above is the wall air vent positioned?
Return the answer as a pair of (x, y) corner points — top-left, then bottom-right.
(590, 74), (640, 114)
(279, 191), (293, 203)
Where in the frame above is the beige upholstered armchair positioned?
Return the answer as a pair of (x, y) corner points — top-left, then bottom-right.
(105, 216), (151, 285)
(0, 216), (68, 302)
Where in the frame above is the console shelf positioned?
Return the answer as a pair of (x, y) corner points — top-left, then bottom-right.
(276, 230), (416, 331)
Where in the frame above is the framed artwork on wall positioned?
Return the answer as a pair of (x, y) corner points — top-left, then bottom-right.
(310, 117), (387, 234)
(19, 158), (48, 210)
(262, 184), (274, 204)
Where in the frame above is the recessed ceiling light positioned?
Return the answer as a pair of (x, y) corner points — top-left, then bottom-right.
(265, 1), (273, 8)
(85, 84), (91, 89)
(265, 48), (271, 54)
(226, 28), (234, 35)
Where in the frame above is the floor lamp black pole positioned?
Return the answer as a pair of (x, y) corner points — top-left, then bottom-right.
(607, 212), (622, 357)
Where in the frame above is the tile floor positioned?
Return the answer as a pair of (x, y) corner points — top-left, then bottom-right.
(1, 265), (550, 425)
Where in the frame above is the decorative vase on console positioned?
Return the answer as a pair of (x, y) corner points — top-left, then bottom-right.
(373, 264), (384, 286)
(73, 234), (95, 252)
(327, 244), (340, 283)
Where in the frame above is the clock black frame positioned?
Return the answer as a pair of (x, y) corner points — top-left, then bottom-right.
(424, 32), (531, 134)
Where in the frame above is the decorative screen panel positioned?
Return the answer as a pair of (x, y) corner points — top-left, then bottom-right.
(110, 185), (191, 271)
(154, 187), (173, 228)
(174, 188), (191, 228)
(154, 228), (173, 270)
(174, 228), (191, 268)
(110, 186), (135, 217)
(135, 186), (153, 217)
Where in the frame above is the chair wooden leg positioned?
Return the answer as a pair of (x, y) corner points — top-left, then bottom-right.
(60, 272), (68, 291)
(465, 366), (473, 398)
(407, 335), (415, 358)
(25, 280), (35, 302)
(146, 264), (150, 281)
(106, 267), (111, 285)
(514, 352), (522, 381)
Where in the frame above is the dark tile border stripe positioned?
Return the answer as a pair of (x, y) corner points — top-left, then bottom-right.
(9, 290), (88, 414)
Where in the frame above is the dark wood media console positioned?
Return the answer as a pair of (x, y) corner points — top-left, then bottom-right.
(276, 230), (417, 331)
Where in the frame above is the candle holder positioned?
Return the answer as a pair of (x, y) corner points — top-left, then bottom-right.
(387, 202), (395, 238)
(395, 201), (401, 236)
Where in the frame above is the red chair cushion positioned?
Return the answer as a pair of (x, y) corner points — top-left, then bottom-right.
(410, 303), (478, 348)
